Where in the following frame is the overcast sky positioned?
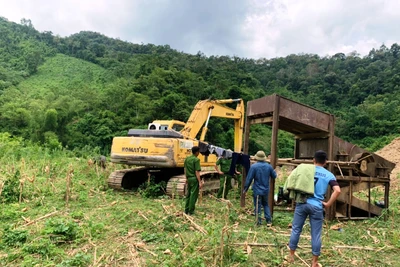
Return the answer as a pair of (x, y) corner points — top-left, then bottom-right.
(1, 0), (399, 59)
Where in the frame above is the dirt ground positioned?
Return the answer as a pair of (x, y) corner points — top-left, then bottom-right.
(375, 137), (400, 188)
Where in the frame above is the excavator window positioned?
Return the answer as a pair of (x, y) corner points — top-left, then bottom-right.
(172, 124), (184, 132)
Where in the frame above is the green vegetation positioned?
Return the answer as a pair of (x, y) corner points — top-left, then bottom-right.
(1, 17), (400, 155)
(0, 136), (398, 266)
(0, 16), (400, 266)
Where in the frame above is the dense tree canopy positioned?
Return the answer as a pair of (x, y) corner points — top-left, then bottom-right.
(0, 17), (399, 156)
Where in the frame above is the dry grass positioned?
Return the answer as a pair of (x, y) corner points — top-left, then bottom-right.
(0, 144), (399, 266)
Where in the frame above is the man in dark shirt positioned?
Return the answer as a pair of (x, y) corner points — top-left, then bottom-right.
(184, 146), (203, 215)
(243, 150), (277, 226)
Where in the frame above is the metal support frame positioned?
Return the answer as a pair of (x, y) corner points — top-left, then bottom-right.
(326, 114), (336, 220)
(241, 114), (251, 207)
(269, 95), (280, 217)
(242, 94), (394, 221)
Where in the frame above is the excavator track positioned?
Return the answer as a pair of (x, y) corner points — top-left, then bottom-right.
(166, 171), (221, 197)
(107, 167), (150, 190)
(108, 167), (221, 197)
(108, 170), (124, 190)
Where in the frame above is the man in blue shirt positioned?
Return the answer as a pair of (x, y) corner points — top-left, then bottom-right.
(286, 150), (341, 267)
(243, 150), (277, 226)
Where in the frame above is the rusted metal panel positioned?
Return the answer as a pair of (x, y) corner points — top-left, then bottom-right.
(296, 136), (395, 173)
(246, 95), (276, 117)
(336, 181), (386, 217)
(250, 117), (273, 125)
(278, 97), (331, 133)
(247, 94), (332, 134)
(276, 118), (323, 134)
(333, 136), (395, 173)
(297, 138), (329, 158)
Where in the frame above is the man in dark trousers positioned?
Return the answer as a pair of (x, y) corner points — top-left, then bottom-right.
(184, 146), (203, 215)
(286, 150), (341, 267)
(243, 150), (277, 226)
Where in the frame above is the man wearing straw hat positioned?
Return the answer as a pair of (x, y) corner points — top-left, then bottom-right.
(243, 150), (277, 226)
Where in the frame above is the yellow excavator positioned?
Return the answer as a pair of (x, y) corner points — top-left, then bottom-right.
(107, 98), (245, 196)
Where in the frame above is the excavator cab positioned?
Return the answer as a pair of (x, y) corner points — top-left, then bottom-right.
(148, 120), (186, 132)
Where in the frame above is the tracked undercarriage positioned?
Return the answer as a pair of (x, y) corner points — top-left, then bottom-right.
(108, 167), (221, 197)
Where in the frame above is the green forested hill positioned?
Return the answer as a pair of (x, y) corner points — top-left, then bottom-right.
(1, 17), (400, 155)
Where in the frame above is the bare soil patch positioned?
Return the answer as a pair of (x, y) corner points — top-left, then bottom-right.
(375, 137), (400, 189)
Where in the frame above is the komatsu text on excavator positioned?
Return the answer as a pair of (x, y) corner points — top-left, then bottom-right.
(108, 98), (245, 196)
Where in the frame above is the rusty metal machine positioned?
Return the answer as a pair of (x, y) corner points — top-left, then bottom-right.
(242, 94), (395, 220)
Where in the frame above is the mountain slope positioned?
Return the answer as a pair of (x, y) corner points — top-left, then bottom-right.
(1, 17), (400, 155)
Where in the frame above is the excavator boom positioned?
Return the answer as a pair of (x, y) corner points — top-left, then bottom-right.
(180, 98), (244, 152)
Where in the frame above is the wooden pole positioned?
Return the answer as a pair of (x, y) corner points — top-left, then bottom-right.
(368, 181), (371, 218)
(19, 180), (24, 203)
(255, 195), (259, 225)
(199, 179), (203, 204)
(65, 165), (73, 207)
(182, 213), (208, 235)
(23, 210), (59, 226)
(384, 180), (389, 221)
(326, 114), (336, 220)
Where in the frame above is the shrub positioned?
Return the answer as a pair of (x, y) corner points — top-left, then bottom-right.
(138, 178), (166, 198)
(2, 227), (28, 247)
(56, 253), (91, 267)
(87, 220), (105, 239)
(44, 218), (79, 243)
(22, 238), (56, 257)
(1, 170), (22, 203)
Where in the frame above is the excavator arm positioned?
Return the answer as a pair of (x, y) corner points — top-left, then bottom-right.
(180, 98), (245, 152)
